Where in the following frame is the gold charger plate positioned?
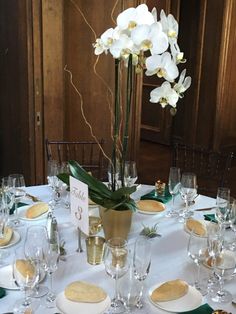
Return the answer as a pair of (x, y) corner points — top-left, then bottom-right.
(137, 200), (165, 215)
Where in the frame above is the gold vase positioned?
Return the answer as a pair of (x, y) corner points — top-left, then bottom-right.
(99, 207), (132, 241)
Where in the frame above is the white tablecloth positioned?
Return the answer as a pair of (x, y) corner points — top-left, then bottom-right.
(0, 185), (235, 314)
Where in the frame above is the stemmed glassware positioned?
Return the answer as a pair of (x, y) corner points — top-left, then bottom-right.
(108, 161), (121, 190)
(187, 232), (208, 295)
(47, 160), (64, 208)
(7, 174), (26, 227)
(166, 167), (181, 217)
(228, 198), (236, 249)
(133, 235), (152, 309)
(24, 226), (49, 298)
(104, 237), (129, 313)
(215, 187), (230, 231)
(124, 161), (138, 187)
(211, 249), (236, 303)
(12, 246), (39, 313)
(44, 230), (60, 307)
(179, 172), (197, 221)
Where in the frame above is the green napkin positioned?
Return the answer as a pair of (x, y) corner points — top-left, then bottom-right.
(10, 202), (28, 215)
(140, 187), (172, 204)
(204, 214), (217, 223)
(180, 303), (213, 314)
(0, 287), (6, 298)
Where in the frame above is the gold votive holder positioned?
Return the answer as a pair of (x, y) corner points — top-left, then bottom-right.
(86, 236), (105, 265)
(155, 180), (166, 196)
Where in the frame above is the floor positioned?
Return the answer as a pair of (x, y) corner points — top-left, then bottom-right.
(138, 140), (236, 197)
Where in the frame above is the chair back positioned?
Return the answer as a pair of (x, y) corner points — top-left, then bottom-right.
(45, 139), (105, 180)
(172, 143), (234, 197)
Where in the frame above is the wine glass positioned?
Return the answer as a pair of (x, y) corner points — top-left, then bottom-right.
(24, 226), (49, 298)
(215, 187), (230, 231)
(179, 172), (197, 221)
(44, 230), (60, 307)
(7, 173), (26, 227)
(0, 192), (11, 264)
(47, 160), (64, 207)
(133, 235), (152, 309)
(12, 246), (39, 313)
(228, 198), (236, 249)
(104, 237), (129, 313)
(124, 161), (138, 187)
(108, 161), (120, 190)
(211, 249), (236, 303)
(166, 167), (181, 217)
(187, 232), (208, 295)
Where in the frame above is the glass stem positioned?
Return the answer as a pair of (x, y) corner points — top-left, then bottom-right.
(49, 272), (53, 293)
(195, 262), (200, 287)
(136, 281), (144, 308)
(172, 194), (175, 208)
(114, 271), (119, 301)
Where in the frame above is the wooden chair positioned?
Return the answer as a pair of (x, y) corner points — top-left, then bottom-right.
(172, 142), (234, 197)
(45, 139), (105, 180)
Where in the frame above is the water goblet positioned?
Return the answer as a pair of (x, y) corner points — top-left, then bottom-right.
(7, 173), (26, 227)
(166, 167), (181, 218)
(211, 249), (236, 303)
(179, 172), (197, 221)
(104, 237), (129, 313)
(187, 231), (208, 295)
(24, 225), (49, 298)
(12, 246), (39, 313)
(133, 235), (152, 309)
(44, 230), (60, 307)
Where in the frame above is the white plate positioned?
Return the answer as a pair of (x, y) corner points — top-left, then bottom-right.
(56, 292), (111, 314)
(0, 230), (21, 249)
(17, 205), (48, 221)
(148, 283), (202, 313)
(0, 264), (46, 290)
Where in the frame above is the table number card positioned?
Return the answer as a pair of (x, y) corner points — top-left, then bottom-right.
(70, 176), (89, 236)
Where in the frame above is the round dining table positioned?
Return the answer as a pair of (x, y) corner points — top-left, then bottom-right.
(0, 184), (235, 314)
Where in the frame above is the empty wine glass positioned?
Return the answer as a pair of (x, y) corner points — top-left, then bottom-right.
(166, 167), (181, 217)
(179, 172), (197, 221)
(47, 160), (64, 207)
(104, 237), (129, 313)
(44, 230), (60, 307)
(12, 246), (39, 313)
(24, 226), (49, 298)
(215, 187), (230, 231)
(0, 193), (11, 264)
(187, 232), (208, 295)
(8, 173), (26, 227)
(133, 236), (152, 309)
(124, 161), (138, 187)
(228, 199), (236, 250)
(211, 249), (236, 303)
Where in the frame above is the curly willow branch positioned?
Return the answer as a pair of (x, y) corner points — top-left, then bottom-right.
(111, 0), (119, 24)
(64, 65), (112, 166)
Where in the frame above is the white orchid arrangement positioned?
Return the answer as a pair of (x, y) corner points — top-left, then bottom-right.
(94, 3), (191, 111)
(59, 4), (191, 211)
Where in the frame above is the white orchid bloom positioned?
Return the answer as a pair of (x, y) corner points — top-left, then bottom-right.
(174, 69), (192, 96)
(151, 7), (157, 22)
(150, 81), (179, 108)
(93, 38), (105, 55)
(160, 10), (178, 43)
(149, 22), (169, 55)
(131, 25), (152, 51)
(117, 4), (154, 32)
(145, 52), (179, 82)
(109, 34), (134, 59)
(94, 28), (119, 55)
(170, 42), (186, 64)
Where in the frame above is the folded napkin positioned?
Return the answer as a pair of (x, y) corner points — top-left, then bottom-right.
(140, 187), (172, 204)
(204, 214), (217, 223)
(0, 287), (6, 299)
(180, 303), (213, 314)
(10, 202), (28, 215)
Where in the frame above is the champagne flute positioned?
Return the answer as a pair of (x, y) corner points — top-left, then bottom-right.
(44, 230), (60, 307)
(8, 173), (26, 227)
(133, 236), (152, 309)
(166, 167), (181, 217)
(104, 237), (129, 313)
(24, 226), (49, 298)
(179, 172), (197, 221)
(12, 246), (39, 313)
(215, 187), (230, 231)
(47, 160), (64, 207)
(187, 232), (208, 295)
